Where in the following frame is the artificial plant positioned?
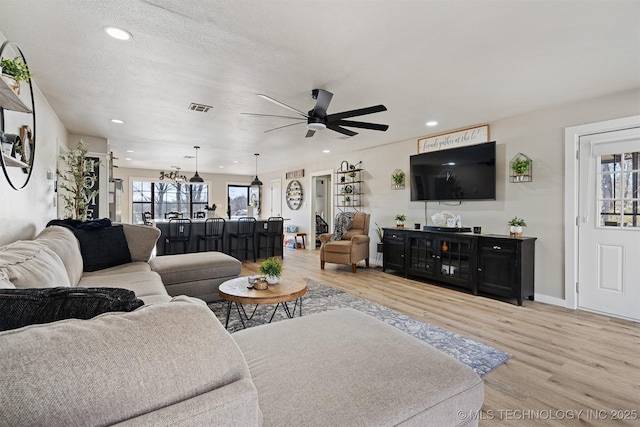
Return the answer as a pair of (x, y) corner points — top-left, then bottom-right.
(57, 140), (100, 220)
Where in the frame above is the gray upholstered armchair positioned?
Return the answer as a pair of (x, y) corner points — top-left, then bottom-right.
(319, 212), (370, 273)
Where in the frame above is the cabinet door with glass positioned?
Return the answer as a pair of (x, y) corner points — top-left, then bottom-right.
(407, 233), (438, 277)
(437, 235), (476, 291)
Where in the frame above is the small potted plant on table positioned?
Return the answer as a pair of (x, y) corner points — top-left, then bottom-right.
(259, 258), (283, 285)
(395, 214), (406, 229)
(508, 216), (526, 237)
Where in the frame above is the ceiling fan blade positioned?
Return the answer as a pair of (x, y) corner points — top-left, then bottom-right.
(326, 123), (358, 137)
(326, 104), (387, 121)
(264, 121), (306, 133)
(241, 112), (303, 120)
(257, 94), (308, 118)
(305, 129), (316, 138)
(311, 89), (333, 117)
(333, 120), (389, 132)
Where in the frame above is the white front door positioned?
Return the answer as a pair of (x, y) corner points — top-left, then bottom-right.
(578, 127), (640, 321)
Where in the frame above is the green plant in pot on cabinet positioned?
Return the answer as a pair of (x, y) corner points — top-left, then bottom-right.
(259, 258), (283, 285)
(508, 216), (526, 238)
(395, 214), (406, 229)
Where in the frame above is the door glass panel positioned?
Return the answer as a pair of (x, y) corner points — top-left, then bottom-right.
(598, 151), (639, 228)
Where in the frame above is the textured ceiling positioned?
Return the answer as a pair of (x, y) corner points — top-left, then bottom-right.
(0, 0), (638, 175)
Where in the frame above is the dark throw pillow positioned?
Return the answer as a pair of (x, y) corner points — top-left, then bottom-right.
(0, 287), (144, 332)
(73, 225), (132, 272)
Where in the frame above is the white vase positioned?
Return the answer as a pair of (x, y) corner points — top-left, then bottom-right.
(510, 225), (523, 237)
(266, 275), (279, 285)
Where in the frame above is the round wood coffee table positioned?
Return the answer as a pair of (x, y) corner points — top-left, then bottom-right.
(218, 277), (307, 329)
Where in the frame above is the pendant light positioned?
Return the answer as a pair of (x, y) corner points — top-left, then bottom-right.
(189, 145), (204, 182)
(251, 153), (263, 186)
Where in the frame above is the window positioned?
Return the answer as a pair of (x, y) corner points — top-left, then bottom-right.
(132, 181), (209, 223)
(599, 151), (639, 228)
(228, 185), (249, 219)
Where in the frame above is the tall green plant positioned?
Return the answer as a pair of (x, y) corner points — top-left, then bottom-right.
(57, 140), (100, 220)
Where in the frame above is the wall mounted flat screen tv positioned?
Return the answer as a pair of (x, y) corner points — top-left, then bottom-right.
(410, 141), (496, 201)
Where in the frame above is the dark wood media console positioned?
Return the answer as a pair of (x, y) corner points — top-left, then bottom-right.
(382, 228), (536, 306)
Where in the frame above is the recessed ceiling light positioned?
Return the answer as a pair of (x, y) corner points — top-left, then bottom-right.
(104, 26), (132, 41)
(126, 150), (134, 153)
(426, 121), (438, 127)
(233, 160), (239, 164)
(218, 165), (225, 169)
(125, 157), (132, 161)
(322, 149), (330, 153)
(111, 119), (124, 124)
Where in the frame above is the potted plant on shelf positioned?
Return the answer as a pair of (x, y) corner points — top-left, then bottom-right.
(259, 258), (283, 285)
(348, 171), (357, 181)
(395, 214), (406, 229)
(508, 216), (526, 237)
(510, 156), (531, 182)
(1, 56), (32, 95)
(391, 170), (405, 188)
(344, 195), (351, 205)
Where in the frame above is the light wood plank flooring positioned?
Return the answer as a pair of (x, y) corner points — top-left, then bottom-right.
(239, 248), (639, 426)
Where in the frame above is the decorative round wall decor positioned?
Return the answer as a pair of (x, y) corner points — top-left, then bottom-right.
(286, 179), (303, 210)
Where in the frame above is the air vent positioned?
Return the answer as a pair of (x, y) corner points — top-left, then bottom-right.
(188, 103), (213, 113)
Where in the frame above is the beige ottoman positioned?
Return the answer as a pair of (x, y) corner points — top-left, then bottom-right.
(150, 252), (242, 302)
(234, 308), (484, 426)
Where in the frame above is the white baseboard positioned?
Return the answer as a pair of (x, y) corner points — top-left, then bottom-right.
(534, 293), (565, 307)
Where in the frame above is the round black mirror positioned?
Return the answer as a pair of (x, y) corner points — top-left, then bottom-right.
(0, 40), (36, 190)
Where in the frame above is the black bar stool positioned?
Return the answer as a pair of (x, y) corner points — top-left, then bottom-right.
(199, 217), (225, 252)
(163, 218), (192, 254)
(229, 217), (256, 261)
(259, 217), (284, 258)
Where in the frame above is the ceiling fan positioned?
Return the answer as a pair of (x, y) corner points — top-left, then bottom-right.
(243, 89), (389, 138)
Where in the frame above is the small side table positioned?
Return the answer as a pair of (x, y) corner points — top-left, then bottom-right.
(295, 233), (306, 249)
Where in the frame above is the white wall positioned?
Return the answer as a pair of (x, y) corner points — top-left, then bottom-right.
(0, 33), (67, 245)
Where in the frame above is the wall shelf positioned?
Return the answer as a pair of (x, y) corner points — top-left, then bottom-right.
(2, 152), (28, 168)
(0, 76), (32, 113)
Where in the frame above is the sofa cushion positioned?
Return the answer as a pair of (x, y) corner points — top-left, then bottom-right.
(322, 239), (352, 254)
(0, 270), (15, 289)
(78, 270), (166, 298)
(150, 252), (242, 285)
(119, 223), (161, 262)
(35, 226), (84, 286)
(0, 241), (70, 288)
(234, 308), (484, 427)
(81, 261), (151, 277)
(0, 296), (261, 426)
(73, 225), (132, 272)
(0, 287), (144, 332)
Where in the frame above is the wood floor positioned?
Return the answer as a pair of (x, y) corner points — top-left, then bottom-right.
(240, 248), (640, 426)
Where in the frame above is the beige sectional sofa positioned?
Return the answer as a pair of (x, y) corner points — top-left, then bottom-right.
(0, 223), (242, 304)
(0, 223), (484, 426)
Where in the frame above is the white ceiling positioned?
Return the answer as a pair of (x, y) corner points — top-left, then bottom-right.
(1, 0), (639, 175)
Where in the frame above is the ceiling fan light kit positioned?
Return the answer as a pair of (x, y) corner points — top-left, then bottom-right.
(247, 88), (389, 138)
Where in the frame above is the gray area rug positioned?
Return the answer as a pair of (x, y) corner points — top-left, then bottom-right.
(208, 278), (510, 376)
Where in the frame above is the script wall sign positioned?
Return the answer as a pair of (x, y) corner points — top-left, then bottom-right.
(417, 125), (490, 153)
